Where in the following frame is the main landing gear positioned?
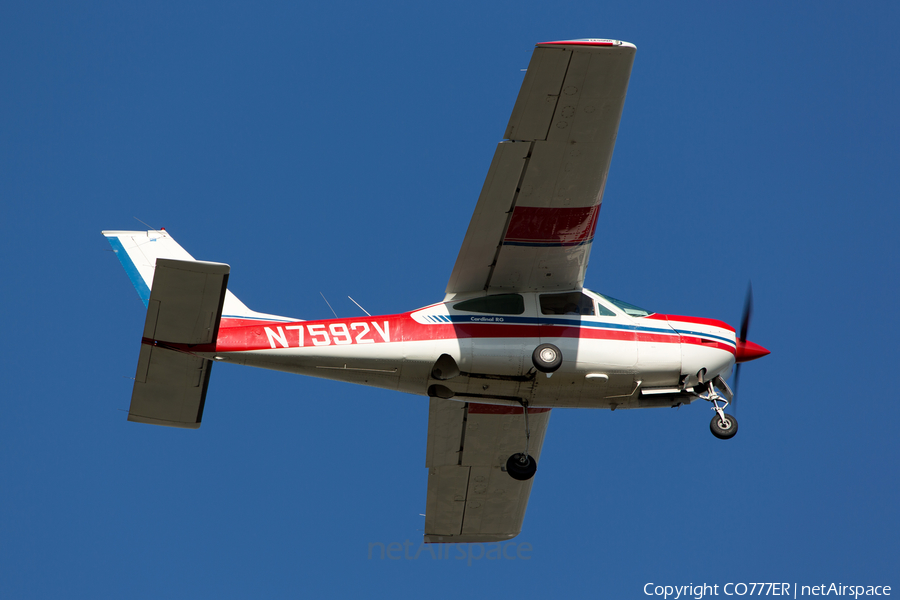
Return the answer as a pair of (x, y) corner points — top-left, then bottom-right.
(505, 343), (562, 480)
(698, 380), (739, 440)
(506, 398), (538, 481)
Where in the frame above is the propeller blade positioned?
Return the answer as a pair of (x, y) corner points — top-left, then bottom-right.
(732, 363), (742, 413)
(739, 283), (753, 343)
(733, 283), (753, 413)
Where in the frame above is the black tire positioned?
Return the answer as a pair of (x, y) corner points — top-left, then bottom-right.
(506, 453), (537, 481)
(532, 343), (562, 373)
(710, 413), (739, 439)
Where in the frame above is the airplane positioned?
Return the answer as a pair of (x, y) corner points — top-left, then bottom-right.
(103, 38), (769, 544)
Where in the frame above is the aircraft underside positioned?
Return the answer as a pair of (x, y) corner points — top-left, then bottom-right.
(209, 332), (717, 410)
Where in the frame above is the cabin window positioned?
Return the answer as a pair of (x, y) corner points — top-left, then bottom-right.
(453, 294), (525, 315)
(539, 292), (596, 316)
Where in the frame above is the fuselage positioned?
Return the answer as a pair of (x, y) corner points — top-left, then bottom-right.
(207, 290), (737, 410)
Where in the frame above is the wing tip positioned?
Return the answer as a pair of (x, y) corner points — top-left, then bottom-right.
(537, 38), (636, 49)
(101, 229), (170, 238)
(423, 532), (520, 544)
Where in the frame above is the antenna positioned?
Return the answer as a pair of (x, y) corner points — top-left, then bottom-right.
(133, 217), (163, 234)
(348, 296), (372, 317)
(320, 292), (338, 318)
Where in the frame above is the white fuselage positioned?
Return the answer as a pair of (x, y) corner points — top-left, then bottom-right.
(209, 290), (736, 410)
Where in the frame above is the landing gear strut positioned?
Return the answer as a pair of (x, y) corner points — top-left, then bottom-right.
(699, 380), (739, 440)
(505, 399), (537, 480)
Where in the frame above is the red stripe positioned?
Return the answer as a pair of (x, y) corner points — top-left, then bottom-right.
(141, 337), (217, 353)
(679, 336), (736, 355)
(504, 206), (600, 245)
(213, 314), (733, 354)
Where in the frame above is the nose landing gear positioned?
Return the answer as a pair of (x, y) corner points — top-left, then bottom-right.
(698, 380), (738, 440)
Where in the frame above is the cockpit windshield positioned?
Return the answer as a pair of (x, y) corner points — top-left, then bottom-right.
(594, 292), (652, 317)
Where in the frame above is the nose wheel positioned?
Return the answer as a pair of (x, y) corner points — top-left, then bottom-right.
(710, 412), (738, 439)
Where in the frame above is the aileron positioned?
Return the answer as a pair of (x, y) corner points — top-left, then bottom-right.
(505, 47), (571, 141)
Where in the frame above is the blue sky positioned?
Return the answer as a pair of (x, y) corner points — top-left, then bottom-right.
(2, 1), (898, 598)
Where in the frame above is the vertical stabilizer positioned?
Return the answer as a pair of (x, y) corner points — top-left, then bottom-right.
(102, 229), (296, 323)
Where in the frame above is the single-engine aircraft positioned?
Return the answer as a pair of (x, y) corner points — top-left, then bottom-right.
(103, 39), (769, 543)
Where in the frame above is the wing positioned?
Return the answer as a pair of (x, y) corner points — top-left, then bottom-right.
(446, 39), (636, 298)
(423, 399), (551, 543)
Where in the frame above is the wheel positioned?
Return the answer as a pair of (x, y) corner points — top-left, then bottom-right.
(532, 343), (562, 373)
(506, 453), (537, 480)
(710, 413), (739, 439)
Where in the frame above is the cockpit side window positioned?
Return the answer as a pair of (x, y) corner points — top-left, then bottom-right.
(453, 294), (525, 315)
(598, 293), (651, 317)
(594, 300), (616, 317)
(539, 292), (595, 316)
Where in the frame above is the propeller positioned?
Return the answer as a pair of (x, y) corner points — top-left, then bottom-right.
(732, 283), (753, 412)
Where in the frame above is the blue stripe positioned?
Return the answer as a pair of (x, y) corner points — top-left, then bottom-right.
(107, 236), (150, 307)
(446, 315), (540, 325)
(437, 314), (735, 347)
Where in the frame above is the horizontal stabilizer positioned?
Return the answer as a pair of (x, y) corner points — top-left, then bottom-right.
(129, 259), (229, 429)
